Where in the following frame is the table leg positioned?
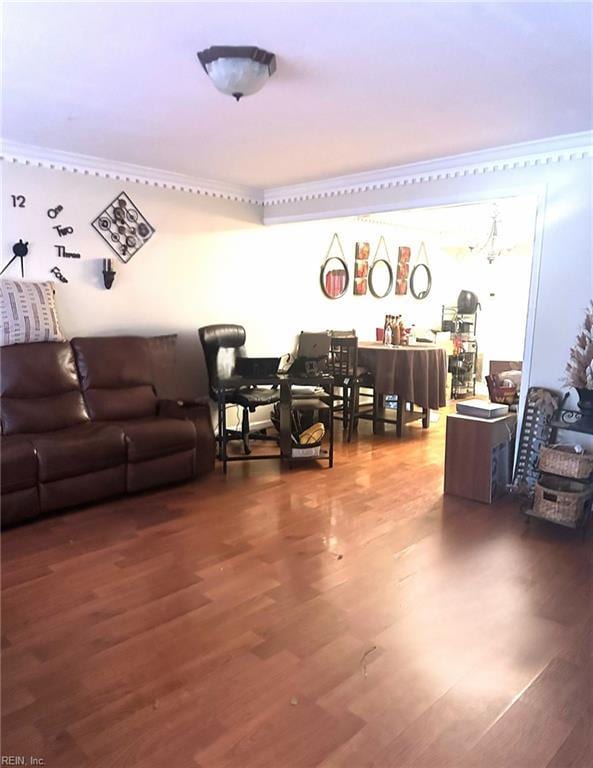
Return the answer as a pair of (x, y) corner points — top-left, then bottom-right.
(373, 393), (385, 435)
(328, 384), (334, 468)
(396, 398), (404, 438)
(422, 407), (430, 428)
(279, 381), (292, 460)
(342, 382), (349, 431)
(219, 390), (228, 473)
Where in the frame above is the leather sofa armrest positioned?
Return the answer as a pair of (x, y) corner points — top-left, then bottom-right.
(158, 398), (211, 419)
(158, 398), (216, 475)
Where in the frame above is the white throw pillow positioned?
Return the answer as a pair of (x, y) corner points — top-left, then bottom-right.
(0, 280), (65, 346)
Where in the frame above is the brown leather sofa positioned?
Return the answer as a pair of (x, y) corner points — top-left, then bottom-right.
(1, 336), (215, 528)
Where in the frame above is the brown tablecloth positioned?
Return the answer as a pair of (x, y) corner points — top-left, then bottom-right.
(358, 342), (448, 410)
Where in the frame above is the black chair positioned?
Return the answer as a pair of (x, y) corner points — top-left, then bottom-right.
(289, 331), (330, 399)
(198, 324), (279, 456)
(327, 331), (376, 442)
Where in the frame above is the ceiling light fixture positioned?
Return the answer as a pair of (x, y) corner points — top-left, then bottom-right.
(469, 204), (512, 264)
(197, 46), (276, 101)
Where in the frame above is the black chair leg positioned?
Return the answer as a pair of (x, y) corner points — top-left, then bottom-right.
(347, 381), (358, 442)
(242, 408), (252, 455)
(342, 383), (349, 431)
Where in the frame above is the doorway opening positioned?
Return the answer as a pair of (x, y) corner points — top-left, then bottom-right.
(337, 194), (538, 404)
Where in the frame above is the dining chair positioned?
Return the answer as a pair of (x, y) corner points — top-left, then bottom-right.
(327, 331), (376, 441)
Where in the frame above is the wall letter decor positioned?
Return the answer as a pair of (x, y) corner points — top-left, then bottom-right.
(55, 245), (80, 259)
(50, 266), (68, 283)
(47, 205), (63, 219)
(53, 225), (74, 237)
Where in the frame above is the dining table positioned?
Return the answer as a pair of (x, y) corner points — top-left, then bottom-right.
(357, 341), (448, 436)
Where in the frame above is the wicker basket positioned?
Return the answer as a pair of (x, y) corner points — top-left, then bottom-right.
(539, 445), (593, 480)
(533, 476), (593, 528)
(291, 443), (322, 458)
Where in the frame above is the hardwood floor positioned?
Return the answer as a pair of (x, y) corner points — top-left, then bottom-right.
(2, 414), (592, 767)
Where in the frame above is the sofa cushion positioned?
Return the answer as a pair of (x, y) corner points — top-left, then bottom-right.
(0, 435), (37, 493)
(2, 392), (90, 436)
(0, 342), (89, 435)
(30, 423), (126, 483)
(82, 387), (158, 422)
(72, 337), (158, 420)
(119, 418), (196, 463)
(1, 341), (78, 397)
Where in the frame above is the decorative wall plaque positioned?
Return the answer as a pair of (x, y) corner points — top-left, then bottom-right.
(91, 191), (154, 262)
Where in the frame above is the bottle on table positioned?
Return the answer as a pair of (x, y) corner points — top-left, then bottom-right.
(384, 315), (393, 345)
(392, 316), (401, 345)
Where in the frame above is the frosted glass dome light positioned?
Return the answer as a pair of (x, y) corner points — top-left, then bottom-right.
(197, 46), (276, 101)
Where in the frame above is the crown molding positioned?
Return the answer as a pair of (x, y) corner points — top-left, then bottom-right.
(263, 131), (593, 207)
(0, 140), (263, 206)
(2, 131), (591, 212)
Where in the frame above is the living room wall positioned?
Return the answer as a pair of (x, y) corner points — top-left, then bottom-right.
(2, 162), (531, 405)
(2, 134), (591, 413)
(1, 161), (262, 398)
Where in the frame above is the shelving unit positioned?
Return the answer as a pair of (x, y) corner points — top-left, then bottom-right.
(525, 408), (593, 534)
(442, 305), (478, 399)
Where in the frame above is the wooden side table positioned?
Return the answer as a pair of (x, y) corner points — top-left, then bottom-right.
(444, 413), (517, 503)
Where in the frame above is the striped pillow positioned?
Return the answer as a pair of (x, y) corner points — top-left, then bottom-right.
(0, 280), (65, 346)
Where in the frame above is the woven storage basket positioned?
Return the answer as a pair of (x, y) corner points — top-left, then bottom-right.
(539, 445), (593, 480)
(533, 476), (593, 527)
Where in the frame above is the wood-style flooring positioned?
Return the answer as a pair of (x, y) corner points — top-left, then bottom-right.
(1, 414), (592, 767)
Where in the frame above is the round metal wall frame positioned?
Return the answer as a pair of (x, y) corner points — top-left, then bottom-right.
(320, 256), (350, 299)
(368, 258), (394, 298)
(410, 263), (433, 300)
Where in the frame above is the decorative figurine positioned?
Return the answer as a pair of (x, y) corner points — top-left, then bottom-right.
(0, 240), (29, 278)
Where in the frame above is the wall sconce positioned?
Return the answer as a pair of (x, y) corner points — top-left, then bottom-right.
(102, 258), (116, 289)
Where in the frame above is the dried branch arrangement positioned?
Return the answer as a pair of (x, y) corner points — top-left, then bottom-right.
(565, 301), (593, 389)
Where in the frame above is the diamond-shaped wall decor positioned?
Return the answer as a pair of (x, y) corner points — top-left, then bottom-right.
(91, 191), (154, 262)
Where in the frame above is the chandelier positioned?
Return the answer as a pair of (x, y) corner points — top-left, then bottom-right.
(469, 204), (512, 264)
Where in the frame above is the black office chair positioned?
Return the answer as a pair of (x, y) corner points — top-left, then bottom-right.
(198, 324), (279, 456)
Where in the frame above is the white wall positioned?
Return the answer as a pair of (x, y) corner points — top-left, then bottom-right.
(2, 150), (592, 416)
(265, 155), (593, 409)
(0, 162), (261, 398)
